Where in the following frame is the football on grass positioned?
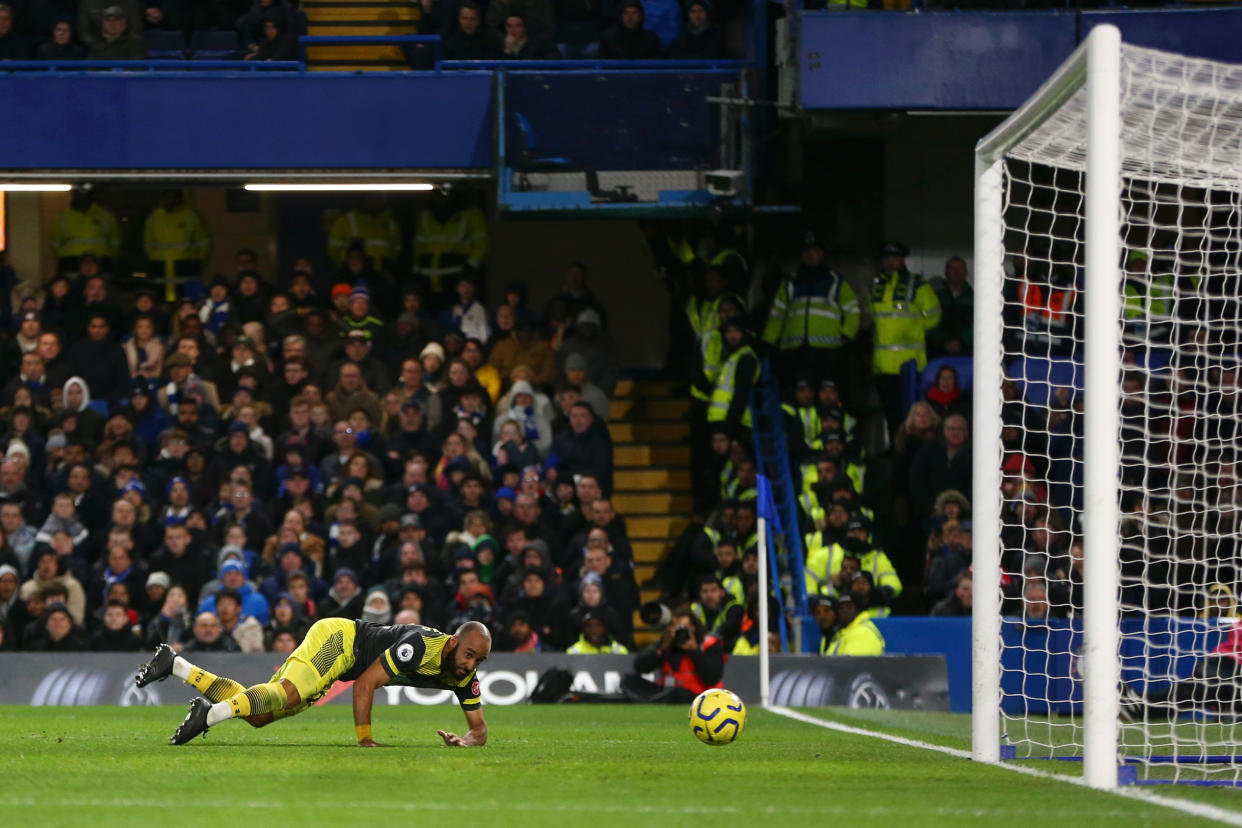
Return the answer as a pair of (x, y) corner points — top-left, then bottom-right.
(689, 688), (746, 746)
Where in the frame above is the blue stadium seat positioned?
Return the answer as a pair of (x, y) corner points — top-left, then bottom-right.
(509, 112), (571, 171)
(87, 399), (109, 417)
(190, 31), (239, 60)
(1005, 356), (1084, 407)
(143, 30), (187, 59)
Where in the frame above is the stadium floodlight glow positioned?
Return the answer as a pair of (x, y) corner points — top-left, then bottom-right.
(242, 183), (434, 192)
(0, 183), (72, 192)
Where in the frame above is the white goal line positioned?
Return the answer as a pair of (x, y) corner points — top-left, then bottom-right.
(768, 706), (1242, 827)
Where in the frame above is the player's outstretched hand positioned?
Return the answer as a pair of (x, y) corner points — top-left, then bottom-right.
(358, 738), (385, 747)
(438, 729), (466, 746)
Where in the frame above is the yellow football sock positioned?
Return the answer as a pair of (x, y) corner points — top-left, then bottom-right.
(226, 682), (289, 719)
(186, 667), (246, 703)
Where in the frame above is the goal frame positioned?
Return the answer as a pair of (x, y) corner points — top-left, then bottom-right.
(972, 24), (1124, 790)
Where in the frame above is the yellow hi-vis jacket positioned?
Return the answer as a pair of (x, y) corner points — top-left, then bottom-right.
(870, 268), (941, 375)
(412, 207), (489, 294)
(327, 209), (403, 269)
(822, 610), (885, 656)
(51, 203), (120, 260)
(763, 272), (860, 351)
(143, 204), (210, 301)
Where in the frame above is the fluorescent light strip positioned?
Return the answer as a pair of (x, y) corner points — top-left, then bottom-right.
(0, 184), (72, 192)
(243, 183), (434, 192)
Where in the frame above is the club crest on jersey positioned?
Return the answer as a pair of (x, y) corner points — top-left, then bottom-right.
(471, 680), (480, 696)
(397, 643), (414, 662)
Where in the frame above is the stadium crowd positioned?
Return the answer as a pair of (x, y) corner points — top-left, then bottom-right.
(12, 185), (1191, 662)
(656, 229), (976, 656)
(0, 0), (744, 62)
(0, 190), (658, 659)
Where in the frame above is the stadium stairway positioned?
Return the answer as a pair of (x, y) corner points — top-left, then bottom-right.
(608, 379), (692, 646)
(302, 0), (417, 70)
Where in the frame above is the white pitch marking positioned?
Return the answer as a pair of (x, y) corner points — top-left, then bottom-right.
(769, 706), (1242, 827)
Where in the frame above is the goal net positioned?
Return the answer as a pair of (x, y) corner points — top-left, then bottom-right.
(973, 25), (1242, 788)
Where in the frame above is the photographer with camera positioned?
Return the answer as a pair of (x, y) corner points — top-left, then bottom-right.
(620, 606), (725, 703)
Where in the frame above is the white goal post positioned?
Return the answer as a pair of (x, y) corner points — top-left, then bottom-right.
(974, 24), (1242, 789)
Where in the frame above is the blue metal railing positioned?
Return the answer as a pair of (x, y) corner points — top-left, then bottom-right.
(0, 59), (301, 72)
(749, 357), (814, 651)
(0, 37), (746, 74)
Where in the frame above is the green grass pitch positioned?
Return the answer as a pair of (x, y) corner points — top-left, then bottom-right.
(1, 704), (1240, 826)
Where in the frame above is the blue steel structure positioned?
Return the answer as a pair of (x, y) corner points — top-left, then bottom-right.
(750, 358), (814, 651)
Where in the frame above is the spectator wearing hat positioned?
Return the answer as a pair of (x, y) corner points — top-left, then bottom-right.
(567, 608), (629, 654)
(77, 0), (140, 46)
(559, 308), (618, 398)
(25, 601), (89, 651)
(503, 565), (570, 649)
(809, 594), (838, 654)
(339, 282), (387, 343)
(159, 345), (221, 417)
(668, 0), (723, 58)
(147, 520), (211, 606)
(0, 563), (24, 628)
(489, 322), (557, 392)
(706, 316), (758, 442)
(871, 241), (942, 431)
(822, 590), (885, 656)
(763, 232), (860, 388)
(320, 566), (365, 618)
(600, 0), (660, 59)
(327, 330), (390, 395)
(560, 354), (609, 420)
(494, 378), (552, 455)
(501, 609), (540, 652)
(86, 5), (146, 58)
(198, 559), (270, 623)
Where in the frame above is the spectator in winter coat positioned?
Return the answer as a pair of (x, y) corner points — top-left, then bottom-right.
(600, 0), (660, 59)
(502, 566), (570, 649)
(559, 309), (618, 397)
(68, 314), (130, 407)
(908, 414), (972, 520)
(498, 13), (561, 58)
(25, 602), (89, 651)
(443, 2), (500, 61)
(35, 20), (87, 59)
(319, 567), (365, 618)
(182, 610), (241, 652)
(668, 0), (723, 59)
(86, 5), (147, 59)
(89, 598), (143, 651)
(485, 0), (554, 40)
(549, 401), (614, 495)
(489, 321), (558, 390)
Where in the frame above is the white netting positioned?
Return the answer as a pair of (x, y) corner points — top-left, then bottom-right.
(994, 42), (1242, 783)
